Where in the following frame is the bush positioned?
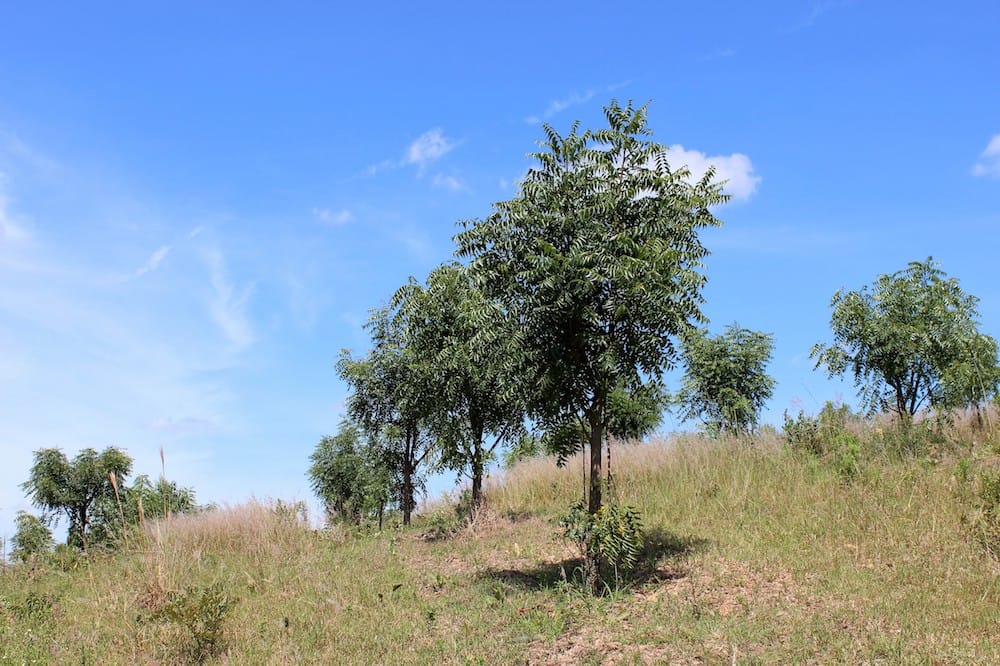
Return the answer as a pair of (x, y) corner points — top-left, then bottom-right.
(971, 469), (1000, 560)
(153, 582), (238, 663)
(560, 501), (643, 592)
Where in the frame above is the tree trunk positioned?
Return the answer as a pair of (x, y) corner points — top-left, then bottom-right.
(402, 428), (419, 526)
(587, 412), (603, 515)
(401, 457), (413, 526)
(470, 422), (485, 514)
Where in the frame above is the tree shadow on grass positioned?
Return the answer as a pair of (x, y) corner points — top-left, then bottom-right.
(476, 526), (708, 593)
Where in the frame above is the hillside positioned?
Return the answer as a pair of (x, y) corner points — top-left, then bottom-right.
(3, 430), (1000, 664)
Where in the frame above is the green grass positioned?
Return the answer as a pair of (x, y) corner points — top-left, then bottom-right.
(3, 427), (1000, 663)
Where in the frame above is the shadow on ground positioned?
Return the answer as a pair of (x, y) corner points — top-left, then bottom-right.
(476, 526), (708, 593)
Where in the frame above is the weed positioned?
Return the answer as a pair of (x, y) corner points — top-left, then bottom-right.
(153, 582), (238, 663)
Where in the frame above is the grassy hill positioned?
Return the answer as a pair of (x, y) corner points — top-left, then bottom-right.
(3, 423), (1000, 664)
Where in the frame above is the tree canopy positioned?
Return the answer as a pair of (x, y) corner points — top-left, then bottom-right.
(391, 262), (525, 511)
(811, 258), (999, 418)
(675, 324), (776, 436)
(21, 447), (133, 550)
(456, 100), (726, 518)
(336, 303), (437, 526)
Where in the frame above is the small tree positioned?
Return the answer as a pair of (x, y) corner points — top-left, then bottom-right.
(940, 333), (1000, 427)
(90, 474), (199, 544)
(812, 258), (997, 419)
(456, 100), (725, 588)
(337, 304), (436, 526)
(10, 511), (54, 564)
(21, 447), (133, 550)
(675, 324), (776, 436)
(392, 262), (525, 513)
(308, 421), (391, 526)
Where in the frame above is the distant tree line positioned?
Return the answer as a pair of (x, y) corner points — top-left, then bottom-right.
(12, 446), (199, 563)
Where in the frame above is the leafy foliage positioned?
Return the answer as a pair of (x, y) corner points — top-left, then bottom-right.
(10, 511), (53, 563)
(971, 469), (1000, 561)
(812, 258), (999, 418)
(337, 303), (437, 526)
(20, 447), (132, 550)
(456, 100), (725, 526)
(91, 474), (199, 545)
(675, 324), (776, 436)
(560, 501), (643, 591)
(153, 582), (238, 663)
(308, 421), (392, 526)
(391, 262), (525, 510)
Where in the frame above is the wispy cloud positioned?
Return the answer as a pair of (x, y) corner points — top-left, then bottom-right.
(667, 145), (762, 201)
(313, 207), (353, 225)
(364, 128), (459, 177)
(432, 173), (463, 191)
(699, 47), (736, 61)
(972, 134), (1000, 179)
(525, 82), (631, 124)
(405, 129), (456, 171)
(204, 248), (255, 351)
(786, 0), (854, 32)
(132, 244), (171, 278)
(0, 174), (30, 243)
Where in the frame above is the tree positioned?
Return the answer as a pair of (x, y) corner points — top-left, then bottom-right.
(308, 421), (392, 526)
(10, 511), (53, 564)
(940, 333), (1000, 426)
(392, 262), (525, 512)
(21, 447), (132, 550)
(90, 474), (199, 542)
(812, 258), (998, 419)
(337, 304), (436, 526)
(675, 324), (776, 436)
(456, 100), (725, 577)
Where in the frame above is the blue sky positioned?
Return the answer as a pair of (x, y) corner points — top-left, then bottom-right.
(1, 1), (998, 543)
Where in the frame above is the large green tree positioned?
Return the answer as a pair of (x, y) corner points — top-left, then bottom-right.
(812, 258), (999, 418)
(456, 100), (726, 521)
(392, 262), (525, 512)
(21, 447), (133, 550)
(675, 324), (776, 436)
(337, 304), (436, 526)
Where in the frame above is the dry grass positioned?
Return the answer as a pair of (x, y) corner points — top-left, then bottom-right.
(4, 421), (1000, 663)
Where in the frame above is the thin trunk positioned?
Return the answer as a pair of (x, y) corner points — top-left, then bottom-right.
(401, 429), (415, 526)
(470, 420), (485, 513)
(587, 410), (603, 515)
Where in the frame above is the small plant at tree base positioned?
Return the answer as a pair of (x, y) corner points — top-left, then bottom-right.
(153, 582), (238, 663)
(559, 501), (643, 593)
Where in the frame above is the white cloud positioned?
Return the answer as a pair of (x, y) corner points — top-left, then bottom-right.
(526, 81), (631, 124)
(405, 129), (456, 170)
(667, 145), (761, 201)
(432, 173), (463, 191)
(313, 207), (353, 225)
(972, 134), (1000, 179)
(132, 244), (171, 278)
(204, 248), (255, 351)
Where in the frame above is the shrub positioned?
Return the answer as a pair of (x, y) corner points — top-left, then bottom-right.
(153, 582), (237, 663)
(560, 501), (643, 592)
